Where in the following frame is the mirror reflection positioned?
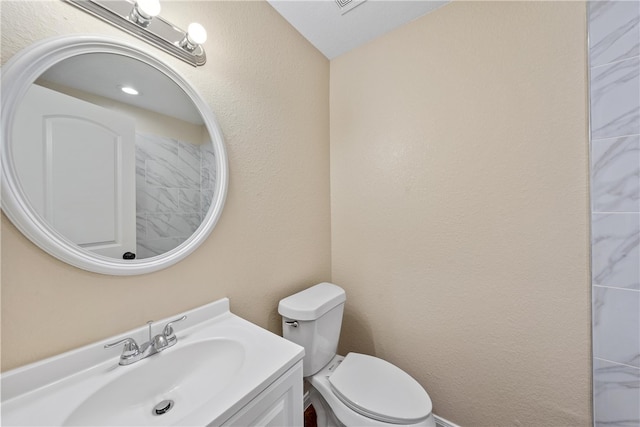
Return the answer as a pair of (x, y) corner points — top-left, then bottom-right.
(11, 53), (216, 260)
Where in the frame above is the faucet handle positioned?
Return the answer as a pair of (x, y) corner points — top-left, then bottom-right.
(163, 315), (187, 343)
(104, 337), (140, 360)
(153, 334), (169, 351)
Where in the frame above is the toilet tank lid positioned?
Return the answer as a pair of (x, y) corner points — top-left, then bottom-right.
(278, 282), (346, 321)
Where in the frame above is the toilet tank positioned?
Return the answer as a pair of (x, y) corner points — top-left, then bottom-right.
(278, 283), (346, 377)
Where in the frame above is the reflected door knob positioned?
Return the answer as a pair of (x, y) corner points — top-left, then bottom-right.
(122, 252), (136, 260)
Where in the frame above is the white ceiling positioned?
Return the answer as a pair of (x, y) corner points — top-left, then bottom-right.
(267, 0), (450, 59)
(39, 53), (203, 125)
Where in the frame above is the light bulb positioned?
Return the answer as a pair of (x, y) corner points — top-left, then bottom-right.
(186, 23), (207, 46)
(136, 0), (161, 19)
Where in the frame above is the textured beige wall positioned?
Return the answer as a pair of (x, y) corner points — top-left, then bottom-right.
(330, 2), (591, 426)
(1, 0), (330, 371)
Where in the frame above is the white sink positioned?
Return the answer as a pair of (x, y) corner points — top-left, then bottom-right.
(1, 299), (304, 426)
(66, 339), (245, 426)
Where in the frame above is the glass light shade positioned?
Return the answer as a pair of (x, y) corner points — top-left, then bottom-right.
(186, 23), (207, 46)
(136, 0), (161, 19)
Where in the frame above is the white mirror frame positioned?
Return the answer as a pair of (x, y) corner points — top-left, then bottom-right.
(1, 35), (228, 275)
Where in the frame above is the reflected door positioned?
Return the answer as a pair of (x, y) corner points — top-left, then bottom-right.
(12, 84), (137, 258)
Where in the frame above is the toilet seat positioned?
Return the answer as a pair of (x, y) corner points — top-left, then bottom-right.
(327, 353), (432, 424)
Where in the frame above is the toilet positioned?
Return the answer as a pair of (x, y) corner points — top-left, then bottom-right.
(279, 282), (436, 427)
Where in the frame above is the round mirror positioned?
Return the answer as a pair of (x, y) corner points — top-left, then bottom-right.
(1, 35), (228, 275)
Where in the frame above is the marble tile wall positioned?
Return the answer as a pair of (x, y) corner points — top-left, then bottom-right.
(589, 1), (640, 426)
(200, 140), (216, 216)
(135, 133), (213, 259)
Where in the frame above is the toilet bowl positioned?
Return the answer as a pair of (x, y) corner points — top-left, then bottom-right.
(278, 283), (436, 427)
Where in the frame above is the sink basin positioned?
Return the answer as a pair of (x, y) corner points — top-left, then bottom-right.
(1, 298), (304, 426)
(65, 339), (245, 426)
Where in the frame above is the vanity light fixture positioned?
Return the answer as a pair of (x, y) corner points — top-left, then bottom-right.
(64, 0), (207, 66)
(181, 23), (207, 53)
(129, 0), (161, 27)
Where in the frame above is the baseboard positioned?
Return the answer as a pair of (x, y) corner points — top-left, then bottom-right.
(304, 390), (311, 409)
(434, 414), (461, 427)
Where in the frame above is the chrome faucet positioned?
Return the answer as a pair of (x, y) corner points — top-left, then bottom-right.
(104, 315), (187, 365)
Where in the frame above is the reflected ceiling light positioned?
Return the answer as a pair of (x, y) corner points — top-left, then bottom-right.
(120, 86), (140, 95)
(130, 0), (161, 27)
(180, 23), (207, 52)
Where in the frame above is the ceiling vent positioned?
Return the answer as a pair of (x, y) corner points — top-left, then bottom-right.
(335, 0), (367, 15)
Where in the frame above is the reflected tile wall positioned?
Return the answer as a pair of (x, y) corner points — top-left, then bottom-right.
(201, 140), (217, 214)
(145, 213), (202, 240)
(589, 2), (640, 426)
(137, 238), (187, 260)
(135, 133), (210, 258)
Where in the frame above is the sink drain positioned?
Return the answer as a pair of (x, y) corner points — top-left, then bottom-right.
(153, 399), (174, 416)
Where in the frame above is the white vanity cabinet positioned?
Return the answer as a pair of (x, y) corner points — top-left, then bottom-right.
(221, 361), (303, 427)
(1, 298), (305, 427)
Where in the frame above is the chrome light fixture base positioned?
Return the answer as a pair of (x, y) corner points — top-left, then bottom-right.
(64, 0), (206, 67)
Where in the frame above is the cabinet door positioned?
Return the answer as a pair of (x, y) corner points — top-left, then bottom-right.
(222, 362), (303, 427)
(247, 391), (292, 427)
